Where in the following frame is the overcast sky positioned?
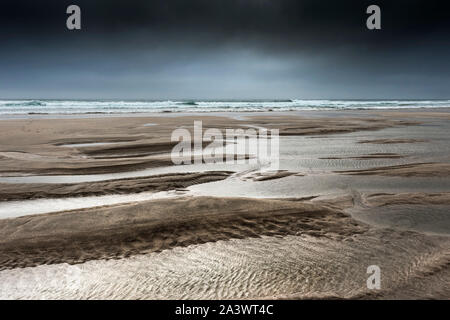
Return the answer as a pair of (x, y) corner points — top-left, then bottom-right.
(1, 0), (449, 99)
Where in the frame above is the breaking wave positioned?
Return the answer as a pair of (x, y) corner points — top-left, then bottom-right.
(0, 99), (449, 115)
(2, 100), (46, 107)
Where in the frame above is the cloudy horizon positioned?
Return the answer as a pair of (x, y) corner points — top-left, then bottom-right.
(1, 0), (449, 100)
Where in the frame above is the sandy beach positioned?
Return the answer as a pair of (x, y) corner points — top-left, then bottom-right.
(0, 109), (449, 299)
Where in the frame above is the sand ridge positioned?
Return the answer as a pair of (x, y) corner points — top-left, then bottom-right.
(0, 171), (232, 201)
(336, 162), (450, 177)
(0, 196), (367, 270)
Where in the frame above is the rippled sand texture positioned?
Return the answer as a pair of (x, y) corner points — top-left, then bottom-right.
(0, 196), (365, 269)
(1, 191), (449, 299)
(0, 110), (449, 299)
(1, 232), (448, 300)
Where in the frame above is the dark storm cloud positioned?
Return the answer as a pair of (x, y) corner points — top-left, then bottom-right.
(0, 0), (449, 99)
(3, 1), (449, 47)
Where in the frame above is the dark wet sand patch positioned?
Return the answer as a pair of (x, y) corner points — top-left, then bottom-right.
(336, 162), (450, 177)
(243, 170), (298, 181)
(362, 192), (450, 207)
(358, 139), (428, 144)
(321, 153), (405, 160)
(0, 171), (232, 201)
(52, 136), (142, 146)
(277, 119), (419, 136)
(80, 141), (178, 159)
(0, 157), (175, 176)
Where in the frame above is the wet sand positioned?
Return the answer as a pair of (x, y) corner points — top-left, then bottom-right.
(0, 171), (232, 201)
(357, 139), (428, 144)
(0, 114), (417, 175)
(0, 196), (363, 270)
(0, 109), (449, 299)
(337, 162), (450, 177)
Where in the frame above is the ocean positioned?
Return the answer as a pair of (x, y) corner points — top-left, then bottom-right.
(0, 99), (449, 115)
